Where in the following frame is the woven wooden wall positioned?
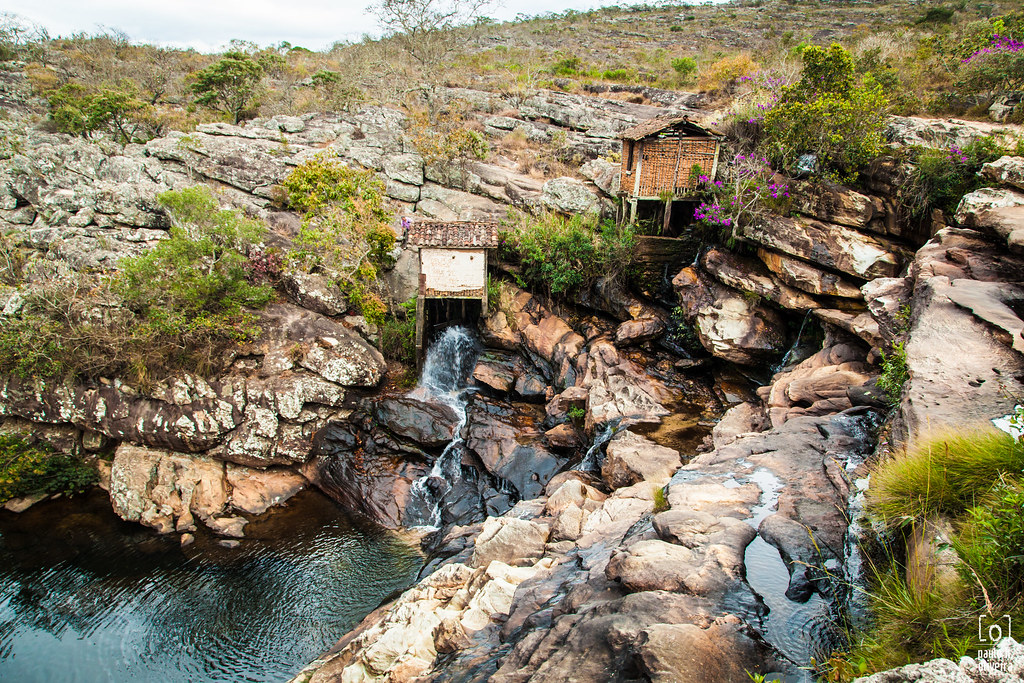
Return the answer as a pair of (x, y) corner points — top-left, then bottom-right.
(620, 137), (718, 198)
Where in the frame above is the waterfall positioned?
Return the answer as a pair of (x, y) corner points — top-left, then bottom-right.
(772, 310), (813, 375)
(407, 326), (479, 529)
(578, 422), (618, 472)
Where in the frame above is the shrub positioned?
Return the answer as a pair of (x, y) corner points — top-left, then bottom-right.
(190, 51), (264, 124)
(761, 44), (888, 181)
(408, 104), (489, 168)
(281, 155), (395, 324)
(698, 53), (759, 93)
(671, 56), (697, 81)
(379, 297), (417, 366)
(0, 435), (97, 504)
(499, 211), (636, 298)
(0, 187), (274, 384)
(956, 35), (1024, 101)
(868, 429), (1024, 524)
(901, 138), (1005, 219)
(119, 186), (273, 319)
(692, 153), (791, 245)
(877, 341), (909, 406)
(46, 82), (150, 143)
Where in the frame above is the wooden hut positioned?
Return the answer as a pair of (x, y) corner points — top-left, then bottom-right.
(618, 115), (722, 225)
(406, 219), (499, 364)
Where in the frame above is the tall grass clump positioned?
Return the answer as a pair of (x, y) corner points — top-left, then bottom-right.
(868, 429), (1024, 525)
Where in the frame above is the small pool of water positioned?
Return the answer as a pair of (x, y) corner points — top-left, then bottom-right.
(0, 488), (422, 683)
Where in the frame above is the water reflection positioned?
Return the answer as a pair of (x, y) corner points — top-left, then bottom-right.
(0, 488), (421, 683)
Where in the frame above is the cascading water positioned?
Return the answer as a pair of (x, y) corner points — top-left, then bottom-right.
(772, 310), (814, 375)
(407, 326), (479, 529)
(578, 421), (619, 472)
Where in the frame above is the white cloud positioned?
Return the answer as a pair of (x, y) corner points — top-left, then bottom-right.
(3, 0), (644, 52)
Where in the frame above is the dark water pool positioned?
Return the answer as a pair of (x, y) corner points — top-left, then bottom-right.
(0, 488), (422, 683)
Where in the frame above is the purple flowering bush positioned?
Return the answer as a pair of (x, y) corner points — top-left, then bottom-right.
(692, 153), (791, 244)
(902, 136), (1005, 219)
(957, 34), (1024, 111)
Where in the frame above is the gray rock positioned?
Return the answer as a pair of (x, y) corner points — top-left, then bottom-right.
(540, 176), (604, 215)
(471, 516), (550, 567)
(281, 271), (349, 317)
(852, 658), (972, 683)
(373, 396), (458, 448)
(981, 155), (1024, 192)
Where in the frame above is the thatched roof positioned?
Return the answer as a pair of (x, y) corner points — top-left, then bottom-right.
(406, 219), (500, 248)
(617, 115), (721, 141)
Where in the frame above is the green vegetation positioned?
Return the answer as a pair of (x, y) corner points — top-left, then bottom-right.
(379, 296), (417, 367)
(869, 430), (1024, 523)
(0, 435), (97, 504)
(901, 137), (1006, 218)
(761, 44), (889, 181)
(0, 186), (273, 384)
(498, 211), (636, 298)
(829, 429), (1024, 679)
(190, 51), (265, 124)
(281, 155), (395, 325)
(876, 341), (909, 407)
(46, 83), (148, 142)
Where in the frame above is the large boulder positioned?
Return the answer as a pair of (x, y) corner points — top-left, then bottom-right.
(758, 342), (874, 427)
(954, 186), (1024, 254)
(108, 443), (302, 536)
(602, 430), (682, 488)
(742, 215), (900, 280)
(702, 248), (821, 312)
(757, 248), (864, 299)
(541, 177), (604, 215)
(372, 396), (459, 448)
(471, 516), (550, 567)
(981, 155), (1024, 192)
(672, 266), (788, 366)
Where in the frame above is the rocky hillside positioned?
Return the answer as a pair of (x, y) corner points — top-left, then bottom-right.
(3, 39), (1024, 682)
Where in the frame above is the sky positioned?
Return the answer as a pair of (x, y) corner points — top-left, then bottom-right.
(2, 0), (653, 53)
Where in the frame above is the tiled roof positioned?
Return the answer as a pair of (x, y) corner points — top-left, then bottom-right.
(406, 220), (500, 248)
(617, 115), (721, 141)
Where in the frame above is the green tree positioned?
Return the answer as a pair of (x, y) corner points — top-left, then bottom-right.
(118, 186), (272, 321)
(47, 82), (149, 143)
(761, 43), (889, 181)
(190, 51), (264, 124)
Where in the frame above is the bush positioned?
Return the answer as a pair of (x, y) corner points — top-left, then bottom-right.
(190, 51), (264, 124)
(499, 211), (636, 298)
(0, 186), (273, 384)
(46, 82), (150, 143)
(761, 44), (889, 181)
(671, 56), (697, 81)
(0, 435), (97, 504)
(877, 341), (909, 406)
(281, 155), (395, 324)
(957, 478), (1024, 597)
(408, 103), (489, 168)
(956, 35), (1024, 101)
(901, 138), (1005, 218)
(698, 53), (759, 93)
(119, 186), (273, 319)
(379, 297), (417, 366)
(868, 430), (1024, 524)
